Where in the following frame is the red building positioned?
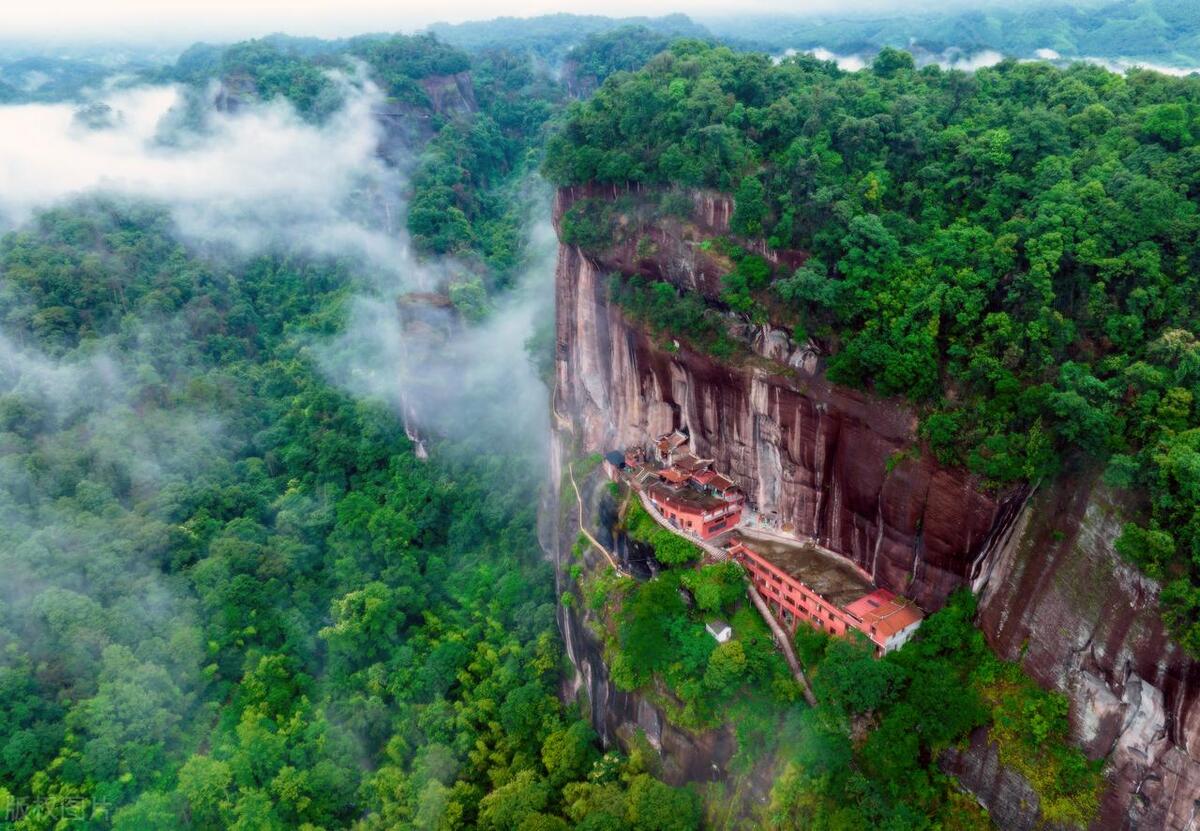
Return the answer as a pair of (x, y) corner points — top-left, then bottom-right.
(844, 590), (924, 654)
(728, 539), (922, 656)
(648, 483), (743, 540)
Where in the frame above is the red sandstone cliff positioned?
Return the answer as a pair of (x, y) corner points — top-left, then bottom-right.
(553, 187), (1020, 611)
(972, 474), (1200, 829)
(551, 185), (1200, 830)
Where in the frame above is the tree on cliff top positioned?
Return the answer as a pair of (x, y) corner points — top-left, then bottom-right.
(543, 42), (1200, 655)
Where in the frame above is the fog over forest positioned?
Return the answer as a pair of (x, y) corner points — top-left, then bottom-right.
(0, 4), (1197, 829)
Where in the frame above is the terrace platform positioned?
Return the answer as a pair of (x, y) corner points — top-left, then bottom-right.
(731, 528), (873, 609)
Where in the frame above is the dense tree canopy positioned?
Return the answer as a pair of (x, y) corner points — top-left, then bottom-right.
(0, 194), (695, 827)
(544, 42), (1200, 652)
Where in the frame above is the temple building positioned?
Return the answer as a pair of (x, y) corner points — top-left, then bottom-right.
(728, 535), (922, 656)
(647, 481), (743, 540)
(601, 428), (922, 658)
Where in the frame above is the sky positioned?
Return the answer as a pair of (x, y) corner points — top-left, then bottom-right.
(1, 0), (978, 44)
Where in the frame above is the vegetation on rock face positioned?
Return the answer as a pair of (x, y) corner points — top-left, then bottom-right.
(545, 41), (1200, 654)
(595, 559), (800, 752)
(607, 511), (1102, 827)
(624, 499), (704, 565)
(772, 592), (1102, 829)
(608, 275), (739, 360)
(350, 34), (471, 103)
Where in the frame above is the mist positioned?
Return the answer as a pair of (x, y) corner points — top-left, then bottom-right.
(798, 46), (1003, 73)
(0, 58), (553, 723)
(0, 76), (406, 270)
(315, 210), (555, 468)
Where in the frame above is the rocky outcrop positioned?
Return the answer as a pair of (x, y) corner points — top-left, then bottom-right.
(560, 61), (598, 99)
(552, 200), (1022, 610)
(557, 559), (739, 786)
(373, 73), (475, 166)
(974, 472), (1200, 830)
(942, 728), (1056, 831)
(419, 71), (477, 118)
(556, 183), (807, 301)
(213, 74), (258, 114)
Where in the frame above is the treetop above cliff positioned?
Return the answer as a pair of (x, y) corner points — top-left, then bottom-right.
(544, 41), (1200, 653)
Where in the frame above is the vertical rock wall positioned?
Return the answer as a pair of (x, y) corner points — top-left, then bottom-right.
(974, 473), (1200, 830)
(553, 236), (1019, 610)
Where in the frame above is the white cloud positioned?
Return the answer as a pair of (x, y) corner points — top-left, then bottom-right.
(808, 47), (866, 72)
(1079, 55), (1200, 77)
(316, 214), (555, 462)
(788, 45), (1002, 73)
(0, 77), (412, 275)
(940, 48), (1003, 71)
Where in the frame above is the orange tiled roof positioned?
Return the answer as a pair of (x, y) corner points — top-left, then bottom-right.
(709, 474), (736, 491)
(845, 589), (923, 642)
(672, 454), (713, 473)
(658, 467), (690, 485)
(656, 431), (689, 451)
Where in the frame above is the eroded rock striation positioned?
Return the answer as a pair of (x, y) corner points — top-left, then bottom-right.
(974, 474), (1200, 830)
(553, 186), (1021, 611)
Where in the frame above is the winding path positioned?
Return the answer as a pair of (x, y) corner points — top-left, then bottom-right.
(567, 459), (627, 577)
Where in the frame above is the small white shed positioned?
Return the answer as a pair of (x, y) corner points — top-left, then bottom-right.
(705, 619), (732, 643)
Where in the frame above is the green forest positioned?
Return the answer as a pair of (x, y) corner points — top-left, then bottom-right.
(0, 197), (701, 829)
(543, 41), (1200, 655)
(0, 32), (711, 831)
(711, 0), (1200, 69)
(2, 9), (1199, 830)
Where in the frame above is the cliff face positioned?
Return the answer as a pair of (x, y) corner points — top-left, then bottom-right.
(973, 473), (1200, 830)
(418, 71), (477, 118)
(551, 186), (1200, 829)
(553, 188), (1020, 611)
(544, 457), (745, 789)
